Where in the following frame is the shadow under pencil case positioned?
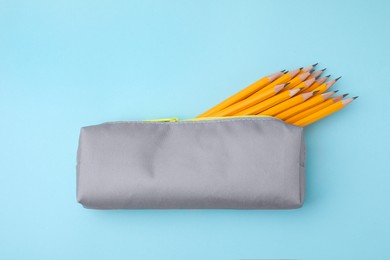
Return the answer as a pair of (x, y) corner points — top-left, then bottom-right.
(76, 116), (305, 209)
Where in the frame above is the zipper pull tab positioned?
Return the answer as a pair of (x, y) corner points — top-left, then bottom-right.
(144, 117), (179, 122)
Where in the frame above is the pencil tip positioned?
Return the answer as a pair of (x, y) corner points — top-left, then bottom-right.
(353, 96), (359, 99)
(299, 67), (303, 70)
(281, 69), (286, 72)
(334, 90), (339, 93)
(325, 74), (331, 78)
(343, 93), (349, 97)
(335, 76), (342, 81)
(321, 68), (327, 71)
(312, 62), (318, 67)
(283, 70), (289, 74)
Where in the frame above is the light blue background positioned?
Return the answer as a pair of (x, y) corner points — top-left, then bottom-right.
(1, 0), (389, 259)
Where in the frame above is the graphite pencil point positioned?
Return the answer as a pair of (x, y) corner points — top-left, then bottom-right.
(312, 62), (319, 67)
(321, 68), (327, 71)
(335, 76), (342, 81)
(334, 90), (339, 93)
(343, 93), (349, 97)
(353, 96), (359, 99)
(325, 74), (331, 78)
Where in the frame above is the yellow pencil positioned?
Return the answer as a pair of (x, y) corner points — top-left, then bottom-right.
(258, 68), (301, 93)
(293, 96), (357, 127)
(211, 84), (287, 116)
(285, 94), (347, 124)
(259, 91), (316, 116)
(285, 72), (311, 89)
(312, 77), (340, 94)
(291, 78), (316, 90)
(299, 63), (318, 74)
(236, 88), (302, 116)
(308, 68), (326, 80)
(197, 71), (284, 117)
(275, 91), (337, 121)
(303, 75), (330, 92)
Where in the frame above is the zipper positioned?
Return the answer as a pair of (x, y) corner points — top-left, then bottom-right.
(144, 115), (275, 122)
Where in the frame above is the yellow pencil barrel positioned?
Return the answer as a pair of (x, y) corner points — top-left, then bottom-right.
(212, 84), (286, 116)
(276, 92), (334, 121)
(236, 88), (301, 115)
(285, 72), (310, 89)
(258, 69), (300, 93)
(197, 71), (283, 117)
(260, 92), (314, 117)
(293, 97), (354, 127)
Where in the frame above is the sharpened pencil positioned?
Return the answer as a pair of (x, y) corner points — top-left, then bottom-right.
(259, 91), (316, 116)
(276, 91), (337, 120)
(311, 78), (338, 94)
(303, 75), (330, 92)
(258, 68), (301, 93)
(211, 84), (287, 116)
(285, 94), (347, 123)
(292, 96), (357, 126)
(290, 78), (316, 90)
(308, 68), (326, 79)
(236, 88), (302, 116)
(285, 72), (311, 89)
(197, 71), (284, 117)
(196, 64), (356, 127)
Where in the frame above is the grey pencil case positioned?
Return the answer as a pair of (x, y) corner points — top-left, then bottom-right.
(76, 116), (305, 209)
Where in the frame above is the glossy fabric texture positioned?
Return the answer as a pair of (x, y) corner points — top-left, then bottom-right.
(76, 118), (305, 209)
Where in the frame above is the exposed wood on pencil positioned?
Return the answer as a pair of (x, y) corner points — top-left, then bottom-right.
(293, 97), (357, 127)
(197, 64), (357, 127)
(260, 91), (316, 116)
(236, 88), (302, 116)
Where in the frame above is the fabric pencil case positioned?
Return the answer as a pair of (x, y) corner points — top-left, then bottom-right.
(76, 116), (305, 209)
